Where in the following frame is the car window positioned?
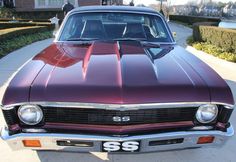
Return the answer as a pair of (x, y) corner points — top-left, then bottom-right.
(59, 12), (172, 43)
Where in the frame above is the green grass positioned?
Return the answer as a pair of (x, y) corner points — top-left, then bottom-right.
(0, 30), (53, 57)
(186, 36), (236, 63)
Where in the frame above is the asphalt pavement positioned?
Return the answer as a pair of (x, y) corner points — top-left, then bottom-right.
(0, 22), (235, 162)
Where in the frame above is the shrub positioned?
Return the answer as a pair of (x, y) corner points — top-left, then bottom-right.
(0, 31), (53, 57)
(192, 22), (219, 41)
(0, 9), (63, 24)
(193, 25), (236, 53)
(169, 15), (220, 25)
(0, 18), (50, 22)
(15, 11), (63, 20)
(0, 22), (54, 30)
(0, 7), (16, 18)
(186, 36), (194, 45)
(192, 42), (236, 62)
(0, 26), (52, 41)
(0, 9), (63, 20)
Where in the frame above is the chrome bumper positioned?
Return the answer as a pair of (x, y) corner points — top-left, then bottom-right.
(1, 125), (234, 152)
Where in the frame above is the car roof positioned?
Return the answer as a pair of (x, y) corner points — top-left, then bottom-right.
(70, 6), (160, 15)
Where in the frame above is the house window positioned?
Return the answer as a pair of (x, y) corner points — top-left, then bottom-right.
(48, 0), (64, 7)
(101, 0), (122, 5)
(37, 0), (46, 6)
(0, 0), (3, 7)
(35, 0), (78, 8)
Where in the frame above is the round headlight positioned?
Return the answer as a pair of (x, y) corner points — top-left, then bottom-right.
(18, 105), (43, 125)
(196, 104), (218, 123)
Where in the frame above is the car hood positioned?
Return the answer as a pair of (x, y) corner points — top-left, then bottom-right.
(2, 41), (234, 105)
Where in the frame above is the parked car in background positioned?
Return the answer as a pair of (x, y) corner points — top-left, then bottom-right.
(1, 6), (234, 153)
(219, 19), (236, 29)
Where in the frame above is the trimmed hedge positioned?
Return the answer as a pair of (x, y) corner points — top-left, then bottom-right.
(193, 25), (236, 53)
(0, 7), (15, 18)
(0, 18), (50, 22)
(192, 22), (219, 41)
(15, 11), (63, 20)
(169, 15), (220, 25)
(0, 26), (52, 41)
(0, 30), (52, 57)
(0, 22), (54, 30)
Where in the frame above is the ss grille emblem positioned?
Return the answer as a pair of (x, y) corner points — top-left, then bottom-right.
(113, 116), (130, 122)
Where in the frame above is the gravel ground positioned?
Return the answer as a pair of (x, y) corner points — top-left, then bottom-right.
(0, 23), (235, 162)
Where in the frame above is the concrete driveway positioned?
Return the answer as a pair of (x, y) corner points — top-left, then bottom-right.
(0, 23), (236, 162)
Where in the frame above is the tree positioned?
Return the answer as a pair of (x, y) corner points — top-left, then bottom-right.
(187, 0), (197, 6)
(217, 2), (226, 8)
(156, 0), (167, 10)
(156, 0), (163, 11)
(156, 0), (168, 17)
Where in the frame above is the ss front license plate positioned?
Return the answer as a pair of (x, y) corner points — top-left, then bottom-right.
(102, 141), (140, 152)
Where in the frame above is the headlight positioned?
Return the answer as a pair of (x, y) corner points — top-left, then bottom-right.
(18, 105), (43, 125)
(196, 104), (218, 123)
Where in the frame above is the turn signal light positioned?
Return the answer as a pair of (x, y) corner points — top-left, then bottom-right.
(22, 140), (41, 147)
(197, 136), (215, 144)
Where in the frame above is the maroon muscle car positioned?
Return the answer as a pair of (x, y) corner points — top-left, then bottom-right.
(1, 6), (235, 152)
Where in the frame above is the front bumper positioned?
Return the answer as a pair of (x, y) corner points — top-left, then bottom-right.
(1, 125), (234, 152)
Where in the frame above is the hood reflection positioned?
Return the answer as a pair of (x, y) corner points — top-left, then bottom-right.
(33, 43), (88, 68)
(33, 41), (174, 69)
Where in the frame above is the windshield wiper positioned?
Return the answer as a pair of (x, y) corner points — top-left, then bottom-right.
(66, 38), (99, 41)
(113, 38), (147, 42)
(113, 38), (160, 48)
(142, 42), (160, 48)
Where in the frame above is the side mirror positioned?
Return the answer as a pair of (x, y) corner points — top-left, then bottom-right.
(172, 32), (177, 38)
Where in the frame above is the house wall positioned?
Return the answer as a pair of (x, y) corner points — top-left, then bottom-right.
(78, 0), (100, 6)
(15, 0), (102, 12)
(15, 0), (35, 11)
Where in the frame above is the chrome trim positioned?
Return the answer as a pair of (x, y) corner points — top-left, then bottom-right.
(1, 125), (234, 152)
(22, 129), (47, 133)
(190, 126), (214, 131)
(55, 10), (175, 43)
(2, 102), (234, 110)
(224, 104), (235, 109)
(1, 106), (14, 110)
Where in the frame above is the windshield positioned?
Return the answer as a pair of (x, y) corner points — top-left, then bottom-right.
(59, 12), (172, 43)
